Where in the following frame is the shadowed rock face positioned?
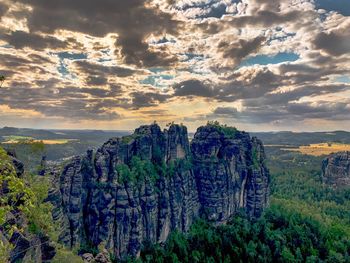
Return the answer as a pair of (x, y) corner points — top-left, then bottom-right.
(191, 125), (270, 222)
(322, 151), (350, 187)
(49, 123), (270, 258)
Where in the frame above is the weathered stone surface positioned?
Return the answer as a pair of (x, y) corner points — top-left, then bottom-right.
(322, 151), (350, 187)
(50, 123), (270, 258)
(191, 126), (270, 221)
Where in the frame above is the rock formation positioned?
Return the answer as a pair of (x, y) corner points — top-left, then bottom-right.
(322, 151), (350, 187)
(49, 123), (270, 258)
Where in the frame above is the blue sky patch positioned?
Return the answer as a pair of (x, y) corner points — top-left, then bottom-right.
(55, 52), (87, 78)
(315, 0), (350, 16)
(239, 52), (300, 67)
(335, 75), (350, 83)
(181, 53), (205, 62)
(58, 62), (70, 76)
(98, 58), (112, 63)
(150, 37), (176, 45)
(140, 74), (174, 87)
(57, 52), (87, 60)
(1, 44), (12, 49)
(149, 68), (166, 74)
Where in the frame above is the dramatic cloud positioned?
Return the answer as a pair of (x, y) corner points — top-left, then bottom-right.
(14, 0), (180, 67)
(313, 31), (350, 56)
(217, 36), (266, 66)
(131, 91), (170, 109)
(73, 60), (138, 79)
(0, 0), (349, 131)
(173, 79), (214, 97)
(3, 30), (67, 50)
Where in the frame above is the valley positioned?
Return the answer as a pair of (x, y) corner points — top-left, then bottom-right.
(1, 123), (350, 262)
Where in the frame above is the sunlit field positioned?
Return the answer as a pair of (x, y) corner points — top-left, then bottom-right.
(1, 136), (77, 145)
(281, 143), (350, 156)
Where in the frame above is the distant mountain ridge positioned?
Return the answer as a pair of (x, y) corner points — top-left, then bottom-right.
(2, 126), (350, 146)
(0, 126), (130, 141)
(251, 131), (350, 146)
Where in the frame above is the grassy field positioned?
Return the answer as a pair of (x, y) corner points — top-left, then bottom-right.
(1, 136), (77, 145)
(281, 143), (350, 156)
(2, 135), (34, 141)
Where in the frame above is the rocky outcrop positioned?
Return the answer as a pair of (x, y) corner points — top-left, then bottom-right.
(191, 126), (269, 221)
(49, 123), (270, 258)
(322, 151), (350, 187)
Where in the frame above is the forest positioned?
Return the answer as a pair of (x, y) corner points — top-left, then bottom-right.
(130, 147), (350, 263)
(1, 132), (350, 262)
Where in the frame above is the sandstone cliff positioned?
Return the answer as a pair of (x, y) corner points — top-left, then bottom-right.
(49, 123), (270, 258)
(322, 151), (350, 187)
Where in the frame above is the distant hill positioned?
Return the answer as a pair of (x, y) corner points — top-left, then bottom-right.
(0, 127), (131, 166)
(0, 126), (131, 142)
(251, 131), (350, 146)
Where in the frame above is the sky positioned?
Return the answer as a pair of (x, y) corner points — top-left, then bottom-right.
(0, 0), (349, 132)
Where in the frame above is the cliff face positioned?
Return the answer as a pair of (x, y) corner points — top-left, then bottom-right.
(322, 151), (350, 187)
(49, 123), (270, 258)
(191, 126), (269, 221)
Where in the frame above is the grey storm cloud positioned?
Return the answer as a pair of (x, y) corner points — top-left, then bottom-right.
(278, 62), (349, 85)
(212, 101), (350, 123)
(0, 53), (52, 77)
(131, 91), (171, 109)
(313, 31), (350, 56)
(217, 36), (266, 65)
(3, 30), (67, 50)
(231, 10), (301, 28)
(73, 60), (138, 87)
(0, 53), (32, 68)
(173, 79), (215, 97)
(173, 68), (280, 102)
(200, 9), (303, 35)
(85, 76), (108, 86)
(1, 0), (349, 126)
(14, 0), (180, 67)
(0, 2), (9, 18)
(0, 82), (129, 120)
(213, 107), (238, 115)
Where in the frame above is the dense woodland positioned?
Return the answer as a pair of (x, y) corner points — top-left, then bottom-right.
(131, 148), (350, 262)
(1, 129), (350, 262)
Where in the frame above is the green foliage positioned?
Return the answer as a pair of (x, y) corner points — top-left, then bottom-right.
(206, 121), (238, 139)
(77, 240), (99, 256)
(270, 151), (350, 227)
(251, 146), (260, 169)
(126, 144), (350, 263)
(0, 147), (35, 225)
(116, 163), (133, 184)
(152, 145), (163, 164)
(52, 245), (84, 263)
(2, 140), (46, 172)
(0, 146), (57, 260)
(167, 158), (193, 178)
(137, 205), (350, 262)
(122, 134), (137, 144)
(116, 157), (159, 187)
(23, 173), (57, 239)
